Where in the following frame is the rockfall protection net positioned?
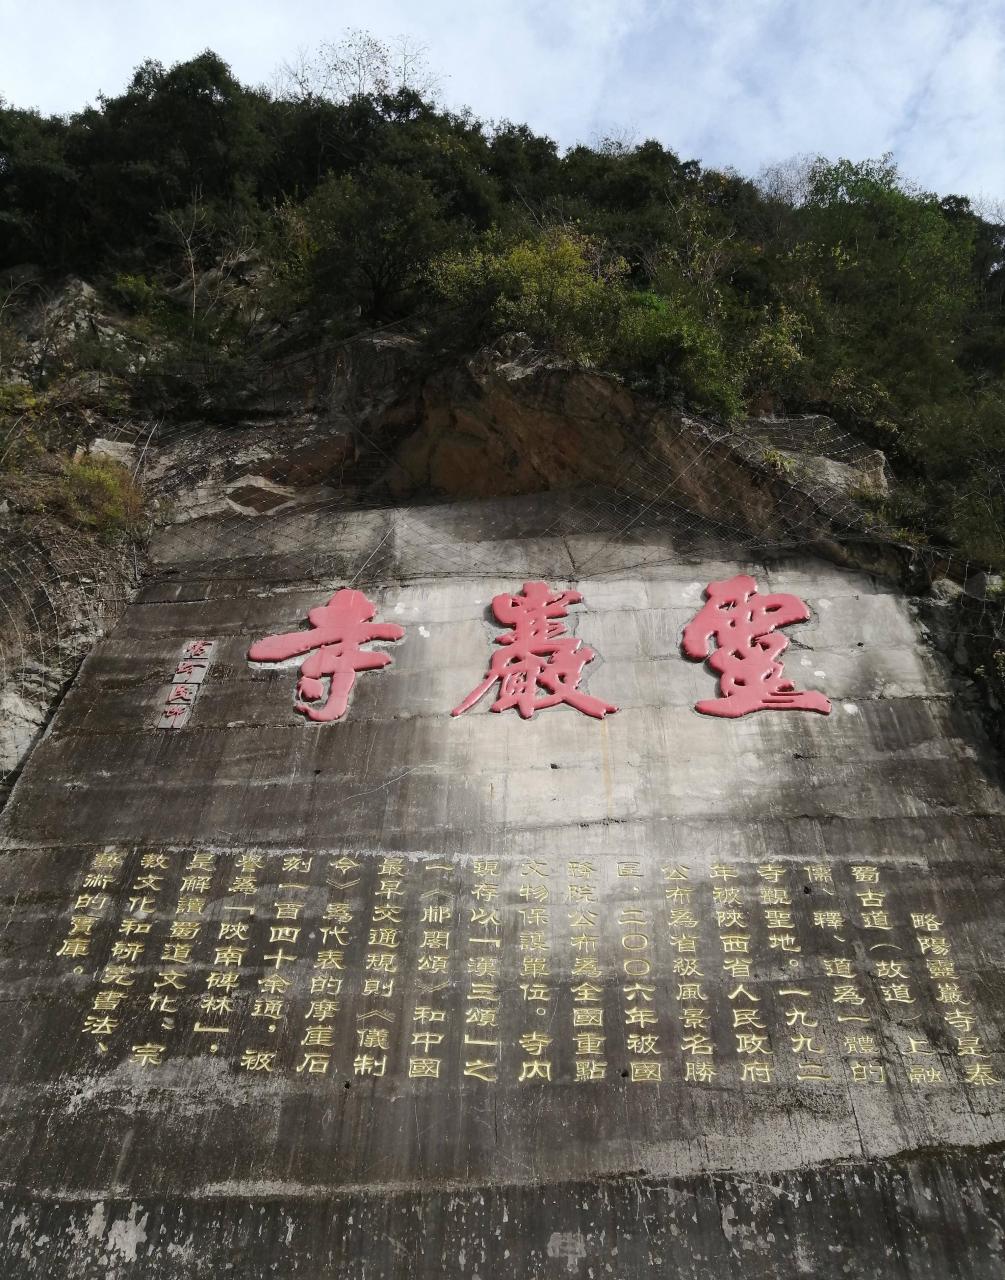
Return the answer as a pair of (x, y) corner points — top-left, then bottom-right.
(2, 333), (1003, 797)
(126, 340), (986, 593)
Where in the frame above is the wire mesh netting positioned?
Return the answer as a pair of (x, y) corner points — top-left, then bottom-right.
(3, 337), (1004, 801)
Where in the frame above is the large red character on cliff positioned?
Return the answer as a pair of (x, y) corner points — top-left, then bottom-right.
(682, 574), (831, 718)
(248, 589), (404, 722)
(452, 581), (618, 720)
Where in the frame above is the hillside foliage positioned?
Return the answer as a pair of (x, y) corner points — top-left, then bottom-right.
(1, 40), (1004, 560)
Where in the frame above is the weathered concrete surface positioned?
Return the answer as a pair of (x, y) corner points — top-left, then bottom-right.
(1, 493), (1004, 1276)
(3, 1150), (1005, 1279)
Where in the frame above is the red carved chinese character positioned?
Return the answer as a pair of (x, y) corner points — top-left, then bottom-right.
(174, 660), (207, 680)
(182, 640), (214, 659)
(248, 589), (404, 722)
(452, 581), (617, 720)
(682, 574), (831, 718)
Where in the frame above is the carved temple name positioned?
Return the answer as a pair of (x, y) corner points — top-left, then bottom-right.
(236, 574), (831, 726)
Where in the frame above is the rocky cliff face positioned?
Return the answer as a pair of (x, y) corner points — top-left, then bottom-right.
(0, 525), (136, 804)
(4, 287), (1005, 1279)
(142, 330), (892, 543)
(0, 286), (992, 799)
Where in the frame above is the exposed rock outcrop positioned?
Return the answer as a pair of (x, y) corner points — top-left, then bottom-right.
(0, 525), (136, 804)
(0, 323), (981, 799)
(385, 340), (887, 553)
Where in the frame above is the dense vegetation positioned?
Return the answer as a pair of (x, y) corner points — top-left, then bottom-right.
(1, 40), (1003, 559)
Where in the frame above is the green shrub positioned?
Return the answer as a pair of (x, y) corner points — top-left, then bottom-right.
(613, 291), (742, 419)
(430, 228), (626, 362)
(761, 446), (796, 476)
(0, 382), (38, 414)
(740, 305), (807, 407)
(57, 456), (145, 538)
(111, 273), (162, 315)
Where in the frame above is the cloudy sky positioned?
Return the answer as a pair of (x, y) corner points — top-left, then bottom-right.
(1, 0), (1003, 200)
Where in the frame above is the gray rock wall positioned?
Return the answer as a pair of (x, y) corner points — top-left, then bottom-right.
(1, 494), (1003, 1277)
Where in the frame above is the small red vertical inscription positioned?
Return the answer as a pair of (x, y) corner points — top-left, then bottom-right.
(452, 581), (618, 720)
(682, 573), (831, 718)
(248, 589), (405, 722)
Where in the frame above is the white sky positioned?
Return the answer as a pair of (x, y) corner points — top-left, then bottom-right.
(1, 0), (1003, 201)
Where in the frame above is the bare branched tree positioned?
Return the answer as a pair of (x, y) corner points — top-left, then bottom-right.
(973, 195), (1005, 226)
(275, 28), (439, 104)
(27, 286), (80, 387)
(162, 194), (206, 335)
(591, 125), (639, 157)
(160, 192), (260, 347)
(755, 154), (818, 207)
(271, 46), (322, 102)
(390, 34), (440, 98)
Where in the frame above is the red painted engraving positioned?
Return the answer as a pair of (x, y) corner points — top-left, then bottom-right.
(682, 573), (832, 718)
(173, 659), (209, 683)
(248, 589), (405, 722)
(452, 581), (618, 720)
(158, 705), (191, 728)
